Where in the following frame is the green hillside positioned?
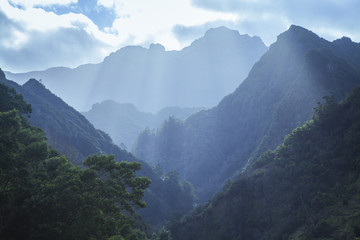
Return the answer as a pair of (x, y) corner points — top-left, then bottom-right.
(134, 25), (360, 202)
(170, 84), (360, 240)
(0, 82), (150, 239)
(0, 70), (195, 228)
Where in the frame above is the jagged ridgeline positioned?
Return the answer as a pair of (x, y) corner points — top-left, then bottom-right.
(134, 25), (360, 202)
(169, 84), (360, 240)
(6, 27), (267, 113)
(0, 70), (196, 228)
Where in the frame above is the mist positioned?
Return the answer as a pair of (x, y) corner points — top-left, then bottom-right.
(6, 27), (267, 113)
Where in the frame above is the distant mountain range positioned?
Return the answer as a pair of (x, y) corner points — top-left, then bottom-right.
(82, 100), (203, 150)
(5, 26), (267, 113)
(133, 25), (360, 202)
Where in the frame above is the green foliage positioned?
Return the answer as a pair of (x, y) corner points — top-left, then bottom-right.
(0, 83), (31, 114)
(0, 74), (197, 228)
(0, 85), (151, 239)
(169, 84), (360, 239)
(312, 96), (338, 123)
(133, 25), (360, 203)
(83, 154), (151, 212)
(138, 168), (196, 227)
(151, 228), (172, 240)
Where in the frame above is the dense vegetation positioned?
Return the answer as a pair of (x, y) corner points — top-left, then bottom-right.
(134, 25), (360, 202)
(169, 85), (360, 240)
(0, 71), (196, 228)
(0, 83), (151, 239)
(1, 77), (129, 166)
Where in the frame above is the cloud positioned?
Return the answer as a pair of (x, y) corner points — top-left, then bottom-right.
(0, 0), (239, 72)
(9, 0), (77, 8)
(2, 0), (358, 73)
(99, 0), (238, 49)
(0, 25), (109, 72)
(0, 11), (24, 48)
(190, 0), (360, 44)
(173, 20), (238, 45)
(0, 1), (116, 72)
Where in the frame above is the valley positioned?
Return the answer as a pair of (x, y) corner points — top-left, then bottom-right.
(1, 23), (360, 240)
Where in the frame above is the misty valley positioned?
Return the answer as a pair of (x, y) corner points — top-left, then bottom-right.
(2, 25), (360, 240)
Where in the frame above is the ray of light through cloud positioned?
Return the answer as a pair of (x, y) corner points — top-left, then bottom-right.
(0, 0), (359, 72)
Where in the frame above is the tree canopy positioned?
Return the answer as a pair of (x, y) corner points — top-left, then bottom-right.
(0, 83), (151, 240)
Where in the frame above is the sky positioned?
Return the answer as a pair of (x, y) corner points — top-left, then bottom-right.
(0, 0), (359, 73)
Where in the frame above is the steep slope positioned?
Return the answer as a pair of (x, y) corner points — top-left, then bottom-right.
(1, 77), (124, 165)
(169, 85), (360, 240)
(82, 100), (203, 150)
(5, 27), (267, 112)
(134, 25), (360, 202)
(0, 72), (195, 226)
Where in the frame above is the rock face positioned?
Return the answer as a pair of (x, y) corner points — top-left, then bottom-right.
(133, 25), (360, 202)
(5, 27), (267, 112)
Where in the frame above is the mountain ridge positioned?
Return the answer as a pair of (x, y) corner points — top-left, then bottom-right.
(5, 26), (268, 112)
(134, 25), (360, 202)
(169, 84), (360, 240)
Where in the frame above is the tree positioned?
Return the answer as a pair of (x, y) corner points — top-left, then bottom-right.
(0, 83), (31, 114)
(0, 84), (151, 239)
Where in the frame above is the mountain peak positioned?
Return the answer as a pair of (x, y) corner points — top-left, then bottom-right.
(149, 43), (165, 52)
(277, 25), (320, 43)
(23, 78), (44, 88)
(333, 36), (355, 45)
(188, 26), (266, 52)
(204, 26), (240, 37)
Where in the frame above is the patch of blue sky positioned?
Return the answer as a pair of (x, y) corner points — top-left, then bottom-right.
(33, 0), (116, 30)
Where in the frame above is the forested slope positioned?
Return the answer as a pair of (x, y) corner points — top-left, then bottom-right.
(0, 70), (195, 227)
(134, 25), (360, 202)
(170, 84), (360, 240)
(0, 81), (150, 239)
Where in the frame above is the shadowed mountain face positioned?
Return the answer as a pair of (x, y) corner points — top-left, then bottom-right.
(170, 84), (360, 240)
(133, 25), (360, 202)
(0, 77), (133, 166)
(5, 27), (267, 113)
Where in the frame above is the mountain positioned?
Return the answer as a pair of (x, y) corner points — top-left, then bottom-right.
(169, 85), (360, 240)
(133, 25), (360, 202)
(0, 71), (196, 226)
(5, 27), (267, 112)
(82, 100), (203, 150)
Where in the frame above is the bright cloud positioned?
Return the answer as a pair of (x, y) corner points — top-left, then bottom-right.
(99, 0), (238, 49)
(190, 0), (360, 44)
(0, 0), (359, 73)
